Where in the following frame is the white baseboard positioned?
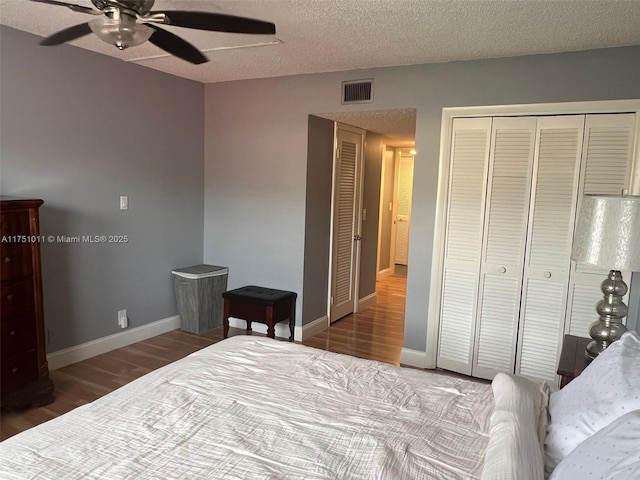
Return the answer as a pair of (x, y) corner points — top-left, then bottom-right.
(47, 315), (181, 370)
(302, 315), (328, 339)
(227, 317), (303, 341)
(377, 268), (391, 278)
(400, 347), (427, 368)
(358, 292), (377, 311)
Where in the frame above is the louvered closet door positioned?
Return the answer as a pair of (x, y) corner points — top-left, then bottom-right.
(330, 127), (363, 322)
(565, 113), (636, 336)
(472, 117), (537, 380)
(437, 117), (492, 375)
(516, 116), (585, 383)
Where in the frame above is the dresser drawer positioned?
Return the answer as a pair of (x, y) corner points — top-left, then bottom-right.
(1, 349), (38, 394)
(0, 244), (33, 280)
(0, 280), (35, 320)
(0, 211), (31, 238)
(1, 315), (37, 356)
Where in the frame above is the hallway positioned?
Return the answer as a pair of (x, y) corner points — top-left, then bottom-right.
(303, 273), (407, 365)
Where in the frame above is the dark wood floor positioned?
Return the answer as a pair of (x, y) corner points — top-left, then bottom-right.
(0, 274), (407, 441)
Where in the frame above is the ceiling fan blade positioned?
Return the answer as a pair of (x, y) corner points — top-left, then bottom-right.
(147, 26), (208, 65)
(152, 11), (276, 34)
(40, 22), (92, 46)
(29, 0), (98, 14)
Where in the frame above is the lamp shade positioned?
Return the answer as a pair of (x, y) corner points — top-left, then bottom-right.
(572, 194), (640, 271)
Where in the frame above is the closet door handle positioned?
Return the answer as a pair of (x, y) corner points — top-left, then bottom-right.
(498, 267), (506, 274)
(544, 271), (552, 278)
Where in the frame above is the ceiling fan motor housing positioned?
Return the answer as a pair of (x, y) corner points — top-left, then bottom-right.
(91, 0), (155, 15)
(89, 14), (153, 50)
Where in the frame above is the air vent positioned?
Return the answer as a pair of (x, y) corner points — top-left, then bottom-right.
(342, 79), (374, 104)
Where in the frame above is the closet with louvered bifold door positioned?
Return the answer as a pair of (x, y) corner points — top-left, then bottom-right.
(436, 113), (637, 383)
(563, 114), (635, 339)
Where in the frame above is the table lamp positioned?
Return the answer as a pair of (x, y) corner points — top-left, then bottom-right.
(571, 193), (640, 360)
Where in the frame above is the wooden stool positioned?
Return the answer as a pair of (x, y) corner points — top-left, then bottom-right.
(223, 286), (297, 341)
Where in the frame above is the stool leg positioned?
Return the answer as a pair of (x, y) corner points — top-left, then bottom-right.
(266, 306), (275, 339)
(289, 297), (295, 342)
(223, 299), (230, 339)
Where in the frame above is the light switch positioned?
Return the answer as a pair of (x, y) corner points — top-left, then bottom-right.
(120, 196), (128, 210)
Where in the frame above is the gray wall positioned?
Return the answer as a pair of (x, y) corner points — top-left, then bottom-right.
(359, 131), (384, 298)
(0, 26), (205, 351)
(302, 115), (334, 324)
(378, 147), (395, 272)
(4, 26), (637, 355)
(204, 45), (640, 350)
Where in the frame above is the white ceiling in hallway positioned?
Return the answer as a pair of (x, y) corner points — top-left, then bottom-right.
(318, 109), (417, 147)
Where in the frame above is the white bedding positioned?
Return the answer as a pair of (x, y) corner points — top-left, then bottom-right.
(481, 373), (549, 480)
(1, 336), (494, 480)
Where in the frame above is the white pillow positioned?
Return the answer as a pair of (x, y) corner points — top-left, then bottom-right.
(545, 331), (640, 474)
(481, 373), (549, 480)
(550, 409), (640, 480)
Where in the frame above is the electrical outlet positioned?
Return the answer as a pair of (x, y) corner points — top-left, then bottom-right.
(118, 309), (128, 329)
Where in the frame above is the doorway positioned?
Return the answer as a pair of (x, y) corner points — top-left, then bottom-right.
(378, 146), (414, 279)
(301, 109), (416, 342)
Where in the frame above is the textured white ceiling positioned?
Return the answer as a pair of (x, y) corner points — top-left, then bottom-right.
(2, 0), (640, 85)
(2, 0), (639, 144)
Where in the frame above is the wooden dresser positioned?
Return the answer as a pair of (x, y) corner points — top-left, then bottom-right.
(1, 197), (54, 409)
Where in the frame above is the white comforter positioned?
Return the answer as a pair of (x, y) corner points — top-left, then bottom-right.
(1, 336), (494, 479)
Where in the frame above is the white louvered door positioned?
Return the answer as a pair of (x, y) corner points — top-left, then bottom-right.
(472, 117), (537, 379)
(516, 116), (585, 383)
(565, 114), (636, 336)
(437, 111), (637, 383)
(437, 118), (492, 374)
(330, 126), (364, 322)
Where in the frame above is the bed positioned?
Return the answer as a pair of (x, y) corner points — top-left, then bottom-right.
(1, 332), (639, 479)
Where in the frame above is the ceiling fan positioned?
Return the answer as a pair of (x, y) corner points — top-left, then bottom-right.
(30, 0), (276, 64)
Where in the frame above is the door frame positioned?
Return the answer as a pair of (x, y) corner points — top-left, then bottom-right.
(327, 122), (366, 323)
(425, 99), (640, 369)
(376, 146), (415, 279)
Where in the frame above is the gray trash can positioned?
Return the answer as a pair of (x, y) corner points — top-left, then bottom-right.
(171, 264), (228, 334)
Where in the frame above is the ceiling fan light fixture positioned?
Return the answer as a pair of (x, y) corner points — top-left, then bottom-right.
(89, 15), (153, 50)
(32, 0), (276, 64)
